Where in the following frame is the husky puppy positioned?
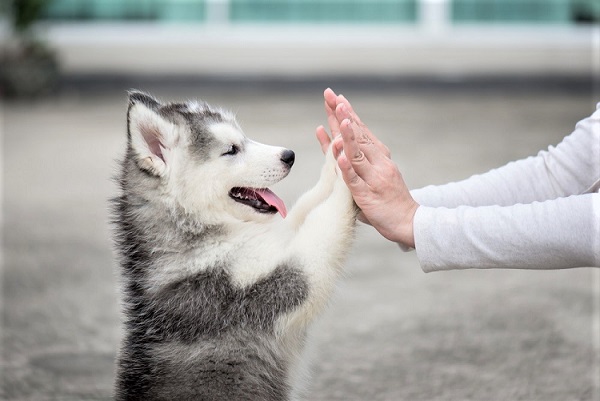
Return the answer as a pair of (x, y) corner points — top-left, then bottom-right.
(112, 91), (357, 400)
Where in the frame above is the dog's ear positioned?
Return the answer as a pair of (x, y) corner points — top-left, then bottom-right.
(127, 90), (179, 176)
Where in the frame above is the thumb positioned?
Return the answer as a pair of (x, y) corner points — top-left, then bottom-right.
(338, 152), (364, 189)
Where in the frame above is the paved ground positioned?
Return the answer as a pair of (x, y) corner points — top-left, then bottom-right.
(2, 80), (599, 400)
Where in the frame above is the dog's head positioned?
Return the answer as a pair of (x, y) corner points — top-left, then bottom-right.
(125, 91), (293, 224)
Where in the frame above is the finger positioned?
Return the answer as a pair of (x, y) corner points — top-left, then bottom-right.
(332, 136), (343, 159)
(336, 102), (391, 160)
(338, 152), (382, 228)
(325, 100), (341, 137)
(336, 96), (391, 158)
(336, 94), (362, 125)
(324, 88), (338, 112)
(324, 89), (341, 137)
(340, 118), (378, 183)
(336, 104), (386, 166)
(337, 152), (368, 191)
(315, 125), (331, 154)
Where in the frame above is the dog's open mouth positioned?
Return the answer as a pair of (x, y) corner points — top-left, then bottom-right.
(229, 187), (287, 218)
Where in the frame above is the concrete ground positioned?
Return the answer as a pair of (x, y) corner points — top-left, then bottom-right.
(2, 80), (599, 400)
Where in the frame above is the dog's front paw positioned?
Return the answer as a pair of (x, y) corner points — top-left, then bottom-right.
(325, 142), (339, 170)
(317, 143), (339, 186)
(332, 163), (359, 215)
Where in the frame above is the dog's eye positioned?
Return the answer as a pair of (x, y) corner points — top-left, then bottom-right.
(222, 145), (239, 156)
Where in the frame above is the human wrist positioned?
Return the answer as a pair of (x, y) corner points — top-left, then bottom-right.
(404, 203), (419, 248)
(390, 202), (418, 248)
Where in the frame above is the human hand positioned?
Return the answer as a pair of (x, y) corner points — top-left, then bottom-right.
(316, 88), (390, 158)
(315, 88), (419, 248)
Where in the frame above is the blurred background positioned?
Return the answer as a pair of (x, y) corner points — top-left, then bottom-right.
(1, 1), (599, 400)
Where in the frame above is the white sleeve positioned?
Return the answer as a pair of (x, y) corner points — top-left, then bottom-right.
(408, 103), (600, 271)
(414, 194), (600, 272)
(411, 103), (600, 208)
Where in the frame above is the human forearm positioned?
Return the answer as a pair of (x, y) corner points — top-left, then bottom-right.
(414, 193), (600, 272)
(412, 106), (600, 208)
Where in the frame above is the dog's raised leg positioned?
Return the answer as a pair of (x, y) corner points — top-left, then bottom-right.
(278, 148), (358, 401)
(283, 147), (358, 329)
(285, 145), (340, 230)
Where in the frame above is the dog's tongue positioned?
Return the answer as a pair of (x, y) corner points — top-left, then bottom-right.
(256, 188), (287, 218)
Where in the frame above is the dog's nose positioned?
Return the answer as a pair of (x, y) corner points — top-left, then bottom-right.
(280, 150), (295, 168)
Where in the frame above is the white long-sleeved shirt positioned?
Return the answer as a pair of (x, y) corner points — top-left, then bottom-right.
(410, 103), (600, 272)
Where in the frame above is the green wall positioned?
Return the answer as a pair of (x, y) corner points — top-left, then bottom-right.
(41, 0), (598, 23)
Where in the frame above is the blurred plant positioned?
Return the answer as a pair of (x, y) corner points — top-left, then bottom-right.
(1, 0), (60, 98)
(13, 0), (49, 34)
(572, 0), (600, 23)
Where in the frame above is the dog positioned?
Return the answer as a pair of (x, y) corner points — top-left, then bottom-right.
(112, 91), (358, 400)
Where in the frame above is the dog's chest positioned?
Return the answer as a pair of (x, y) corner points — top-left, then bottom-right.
(140, 261), (309, 342)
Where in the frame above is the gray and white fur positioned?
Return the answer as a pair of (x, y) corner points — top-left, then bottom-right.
(112, 91), (358, 400)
